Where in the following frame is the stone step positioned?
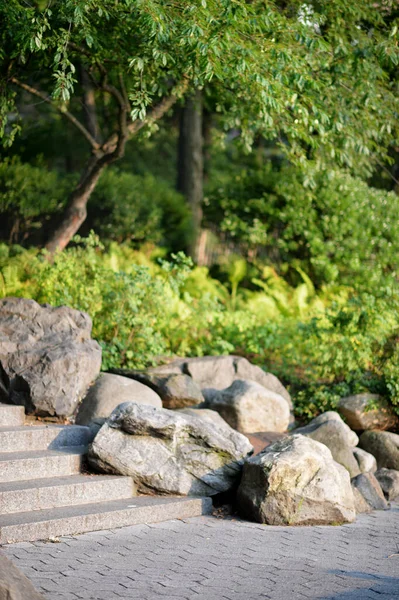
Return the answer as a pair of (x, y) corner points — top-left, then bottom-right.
(0, 474), (136, 514)
(0, 425), (91, 453)
(0, 404), (24, 427)
(0, 496), (213, 543)
(0, 448), (85, 484)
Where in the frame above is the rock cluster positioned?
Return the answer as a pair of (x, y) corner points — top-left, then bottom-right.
(98, 355), (293, 433)
(2, 297), (399, 528)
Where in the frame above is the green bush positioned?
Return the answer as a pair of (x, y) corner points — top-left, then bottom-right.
(205, 165), (399, 289)
(32, 236), (195, 370)
(89, 169), (192, 252)
(0, 159), (192, 253)
(289, 291), (399, 419)
(0, 158), (69, 244)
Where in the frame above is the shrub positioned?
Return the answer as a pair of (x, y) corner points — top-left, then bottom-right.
(0, 158), (69, 244)
(0, 159), (192, 253)
(205, 165), (399, 289)
(89, 169), (192, 251)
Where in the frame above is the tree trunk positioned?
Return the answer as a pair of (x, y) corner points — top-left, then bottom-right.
(45, 157), (107, 255)
(35, 80), (181, 255)
(203, 108), (212, 184)
(81, 67), (100, 142)
(177, 90), (204, 262)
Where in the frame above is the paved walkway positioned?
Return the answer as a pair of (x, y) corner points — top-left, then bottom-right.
(3, 504), (399, 600)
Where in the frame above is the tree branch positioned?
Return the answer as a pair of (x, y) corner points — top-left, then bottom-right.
(102, 78), (189, 154)
(10, 76), (101, 152)
(100, 81), (128, 158)
(119, 73), (131, 112)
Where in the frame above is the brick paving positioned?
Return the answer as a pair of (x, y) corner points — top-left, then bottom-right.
(3, 503), (399, 600)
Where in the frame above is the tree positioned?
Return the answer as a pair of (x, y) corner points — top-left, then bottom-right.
(1, 0), (398, 254)
(177, 90), (204, 260)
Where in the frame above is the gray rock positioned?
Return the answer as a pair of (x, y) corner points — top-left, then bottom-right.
(296, 412), (359, 446)
(375, 468), (399, 500)
(234, 357), (292, 407)
(351, 473), (388, 510)
(359, 430), (399, 470)
(145, 355), (292, 410)
(88, 402), (253, 496)
(0, 297), (101, 417)
(152, 374), (204, 409)
(352, 486), (372, 514)
(0, 554), (44, 599)
(204, 379), (290, 434)
(294, 412), (360, 477)
(185, 355), (236, 392)
(353, 447), (377, 474)
(87, 417), (107, 441)
(338, 393), (399, 431)
(76, 374), (162, 425)
(176, 407), (230, 430)
(237, 434), (356, 525)
(111, 371), (204, 409)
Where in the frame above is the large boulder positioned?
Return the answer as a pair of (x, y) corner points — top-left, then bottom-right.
(88, 402), (253, 496)
(375, 468), (399, 500)
(359, 430), (399, 470)
(338, 393), (399, 432)
(351, 473), (388, 511)
(76, 373), (162, 425)
(294, 412), (360, 477)
(110, 371), (204, 409)
(0, 297), (101, 417)
(184, 356), (236, 392)
(204, 379), (290, 434)
(237, 435), (356, 525)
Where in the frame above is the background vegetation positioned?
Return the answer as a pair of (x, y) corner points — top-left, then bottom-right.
(1, 0), (399, 420)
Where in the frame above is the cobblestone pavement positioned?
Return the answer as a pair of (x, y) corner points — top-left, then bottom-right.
(3, 504), (399, 600)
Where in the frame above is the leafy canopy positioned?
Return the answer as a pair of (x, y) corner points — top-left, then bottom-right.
(1, 0), (398, 171)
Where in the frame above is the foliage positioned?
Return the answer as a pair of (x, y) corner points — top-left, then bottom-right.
(0, 158), (192, 251)
(291, 291), (399, 418)
(0, 158), (69, 244)
(206, 165), (399, 288)
(1, 0), (398, 173)
(0, 242), (40, 297)
(88, 169), (192, 251)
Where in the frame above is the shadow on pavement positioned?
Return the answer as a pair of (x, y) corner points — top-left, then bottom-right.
(319, 570), (399, 599)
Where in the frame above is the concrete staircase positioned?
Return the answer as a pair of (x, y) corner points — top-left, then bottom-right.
(0, 404), (212, 544)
